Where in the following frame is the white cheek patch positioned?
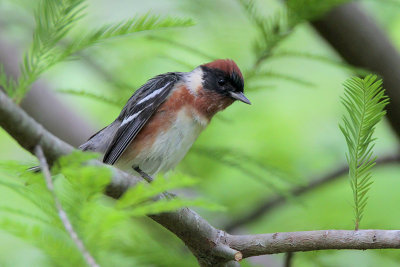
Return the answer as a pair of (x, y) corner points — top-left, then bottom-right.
(137, 82), (171, 105)
(184, 67), (204, 95)
(120, 110), (143, 127)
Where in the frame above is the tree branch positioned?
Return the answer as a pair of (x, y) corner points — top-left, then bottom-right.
(227, 230), (400, 257)
(0, 88), (74, 164)
(2, 90), (400, 266)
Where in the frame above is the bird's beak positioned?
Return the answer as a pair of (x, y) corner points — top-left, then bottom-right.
(230, 91), (251, 105)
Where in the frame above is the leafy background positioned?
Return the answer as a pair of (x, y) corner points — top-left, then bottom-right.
(0, 0), (400, 266)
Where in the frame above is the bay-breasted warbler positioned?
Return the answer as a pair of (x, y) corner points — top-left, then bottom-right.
(80, 59), (250, 177)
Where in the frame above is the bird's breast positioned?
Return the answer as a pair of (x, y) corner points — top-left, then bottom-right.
(116, 101), (209, 176)
(146, 107), (208, 171)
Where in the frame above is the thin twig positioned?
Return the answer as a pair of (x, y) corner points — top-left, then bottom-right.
(34, 145), (99, 267)
(284, 252), (294, 267)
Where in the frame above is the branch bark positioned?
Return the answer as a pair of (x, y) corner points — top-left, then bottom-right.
(2, 90), (400, 266)
(228, 230), (400, 256)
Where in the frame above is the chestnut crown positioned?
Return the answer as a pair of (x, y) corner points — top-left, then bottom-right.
(200, 59), (250, 104)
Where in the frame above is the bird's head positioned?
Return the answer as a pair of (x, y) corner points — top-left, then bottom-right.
(200, 59), (251, 105)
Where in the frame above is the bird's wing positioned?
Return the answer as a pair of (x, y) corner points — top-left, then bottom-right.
(103, 73), (179, 165)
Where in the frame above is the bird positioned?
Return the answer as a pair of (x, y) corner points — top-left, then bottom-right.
(79, 59), (250, 179)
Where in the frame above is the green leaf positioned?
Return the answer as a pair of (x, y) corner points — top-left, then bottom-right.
(128, 198), (225, 217)
(13, 0), (87, 101)
(73, 14), (194, 48)
(339, 74), (389, 229)
(11, 0), (194, 102)
(116, 173), (198, 209)
(55, 151), (112, 200)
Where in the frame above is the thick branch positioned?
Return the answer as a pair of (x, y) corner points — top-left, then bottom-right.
(227, 230), (400, 257)
(2, 90), (400, 266)
(0, 90), (74, 164)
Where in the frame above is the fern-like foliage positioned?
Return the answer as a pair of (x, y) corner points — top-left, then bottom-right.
(238, 0), (292, 72)
(13, 0), (86, 101)
(1, 0), (194, 102)
(64, 14), (194, 55)
(237, 0), (317, 90)
(237, 0), (355, 91)
(191, 146), (301, 201)
(116, 172), (224, 216)
(339, 75), (389, 230)
(56, 88), (124, 107)
(0, 151), (217, 266)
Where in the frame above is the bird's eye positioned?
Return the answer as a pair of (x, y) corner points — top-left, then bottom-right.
(218, 79), (226, 86)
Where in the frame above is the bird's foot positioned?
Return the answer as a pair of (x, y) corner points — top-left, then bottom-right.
(133, 166), (177, 199)
(133, 166), (154, 183)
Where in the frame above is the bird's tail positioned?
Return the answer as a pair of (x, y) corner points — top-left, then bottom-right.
(28, 124), (114, 172)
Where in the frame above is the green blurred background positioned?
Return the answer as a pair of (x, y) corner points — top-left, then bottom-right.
(1, 0), (400, 266)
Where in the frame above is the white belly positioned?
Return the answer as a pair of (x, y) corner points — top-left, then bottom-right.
(130, 108), (208, 175)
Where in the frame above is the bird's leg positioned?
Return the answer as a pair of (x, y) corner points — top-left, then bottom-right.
(133, 166), (176, 199)
(133, 166), (154, 183)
